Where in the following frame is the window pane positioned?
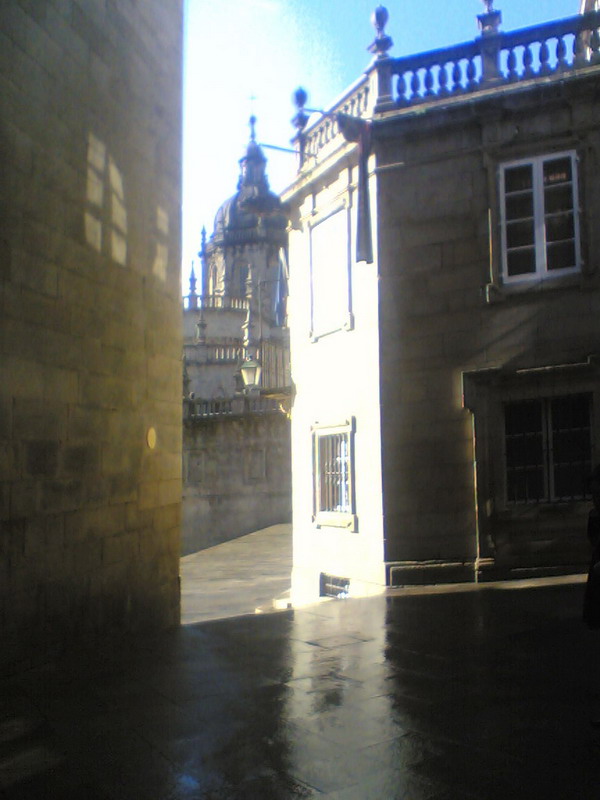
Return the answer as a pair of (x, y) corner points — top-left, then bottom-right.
(553, 395), (590, 429)
(505, 192), (533, 221)
(553, 428), (589, 464)
(551, 395), (592, 500)
(507, 248), (536, 276)
(506, 434), (544, 468)
(543, 157), (572, 187)
(505, 164), (533, 192)
(553, 465), (588, 500)
(506, 219), (535, 248)
(505, 400), (542, 435)
(546, 240), (576, 271)
(505, 400), (546, 503)
(545, 213), (574, 244)
(544, 184), (573, 214)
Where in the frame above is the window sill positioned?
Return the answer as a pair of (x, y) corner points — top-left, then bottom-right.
(484, 271), (583, 304)
(310, 313), (355, 342)
(313, 512), (358, 532)
(496, 501), (591, 520)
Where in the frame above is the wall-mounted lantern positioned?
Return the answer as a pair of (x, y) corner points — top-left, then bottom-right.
(240, 357), (262, 393)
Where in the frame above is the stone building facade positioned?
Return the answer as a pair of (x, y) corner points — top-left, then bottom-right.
(283, 5), (600, 603)
(0, 1), (183, 672)
(182, 126), (291, 554)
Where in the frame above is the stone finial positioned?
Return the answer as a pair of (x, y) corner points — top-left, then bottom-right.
(200, 226), (207, 254)
(292, 87), (309, 132)
(195, 310), (206, 344)
(249, 114), (257, 142)
(188, 262), (198, 308)
(368, 5), (393, 57)
(477, 0), (501, 35)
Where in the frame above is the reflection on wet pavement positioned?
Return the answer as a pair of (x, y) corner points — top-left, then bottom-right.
(1, 581), (599, 799)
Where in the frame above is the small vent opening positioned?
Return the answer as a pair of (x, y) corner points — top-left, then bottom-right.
(319, 573), (350, 599)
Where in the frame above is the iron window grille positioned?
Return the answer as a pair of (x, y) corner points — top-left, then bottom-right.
(499, 151), (581, 283)
(312, 418), (357, 530)
(504, 393), (593, 504)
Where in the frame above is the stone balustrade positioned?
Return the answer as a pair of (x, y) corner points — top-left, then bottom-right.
(296, 10), (600, 169)
(299, 79), (371, 166)
(184, 396), (283, 420)
(183, 294), (249, 311)
(203, 344), (245, 363)
(390, 11), (600, 107)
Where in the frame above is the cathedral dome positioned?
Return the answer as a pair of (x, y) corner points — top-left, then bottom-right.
(209, 118), (287, 249)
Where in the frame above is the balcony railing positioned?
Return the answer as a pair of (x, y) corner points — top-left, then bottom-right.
(297, 11), (600, 168)
(389, 12), (600, 107)
(202, 343), (245, 364)
(302, 78), (371, 164)
(184, 396), (283, 421)
(183, 294), (249, 311)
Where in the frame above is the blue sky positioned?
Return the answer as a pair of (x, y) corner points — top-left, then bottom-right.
(182, 0), (581, 286)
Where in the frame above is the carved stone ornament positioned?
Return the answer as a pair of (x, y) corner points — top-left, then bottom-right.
(368, 5), (393, 57)
(477, 0), (501, 35)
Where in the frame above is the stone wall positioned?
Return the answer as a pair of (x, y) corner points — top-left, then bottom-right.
(283, 59), (600, 596)
(0, 0), (183, 673)
(377, 75), (600, 580)
(183, 413), (291, 555)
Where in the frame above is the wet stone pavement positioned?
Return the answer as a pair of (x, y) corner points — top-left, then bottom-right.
(1, 581), (600, 799)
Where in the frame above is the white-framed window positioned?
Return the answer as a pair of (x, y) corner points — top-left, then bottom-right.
(312, 418), (357, 530)
(499, 151), (581, 283)
(309, 206), (353, 339)
(504, 393), (593, 503)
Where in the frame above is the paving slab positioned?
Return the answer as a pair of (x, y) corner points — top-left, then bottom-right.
(1, 578), (600, 799)
(180, 523), (293, 624)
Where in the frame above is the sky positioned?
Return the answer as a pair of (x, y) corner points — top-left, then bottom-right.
(182, 0), (582, 288)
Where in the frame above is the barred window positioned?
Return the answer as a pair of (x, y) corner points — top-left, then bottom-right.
(312, 419), (357, 530)
(504, 394), (592, 503)
(317, 433), (350, 513)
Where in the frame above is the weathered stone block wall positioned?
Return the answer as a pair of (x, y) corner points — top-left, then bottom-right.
(183, 414), (291, 555)
(0, 0), (183, 672)
(377, 78), (600, 575)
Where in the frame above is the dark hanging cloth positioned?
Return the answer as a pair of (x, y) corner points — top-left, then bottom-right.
(336, 113), (373, 264)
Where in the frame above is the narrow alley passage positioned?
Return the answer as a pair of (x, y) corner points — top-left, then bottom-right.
(180, 524), (292, 624)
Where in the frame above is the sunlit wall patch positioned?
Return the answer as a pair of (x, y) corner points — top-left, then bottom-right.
(84, 133), (128, 266)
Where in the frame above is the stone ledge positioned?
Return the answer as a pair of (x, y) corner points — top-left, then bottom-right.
(388, 560), (477, 586)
